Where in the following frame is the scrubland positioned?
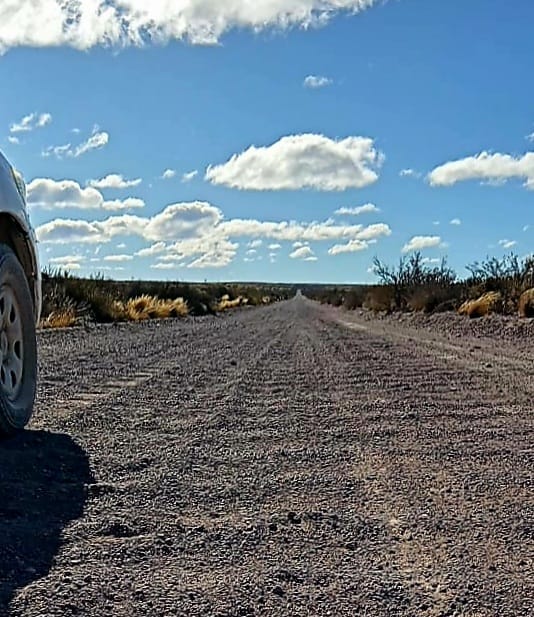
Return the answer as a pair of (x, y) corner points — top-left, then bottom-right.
(306, 252), (534, 320)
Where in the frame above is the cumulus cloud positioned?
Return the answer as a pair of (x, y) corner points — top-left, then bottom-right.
(498, 239), (517, 249)
(0, 1), (379, 53)
(182, 170), (198, 183)
(327, 223), (391, 255)
(428, 151), (534, 190)
(161, 169), (176, 180)
(103, 254), (134, 262)
(303, 75), (332, 89)
(328, 239), (369, 255)
(205, 133), (383, 191)
(36, 200), (392, 268)
(27, 178), (144, 212)
(101, 197), (145, 211)
(402, 235), (443, 253)
(48, 254), (84, 269)
(290, 246), (317, 261)
(135, 242), (167, 257)
(399, 168), (421, 178)
(7, 136), (19, 145)
(88, 174), (142, 189)
(335, 203), (380, 216)
(450, 218), (461, 226)
(10, 112), (51, 133)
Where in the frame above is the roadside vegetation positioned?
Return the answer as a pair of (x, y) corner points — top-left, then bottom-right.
(40, 270), (295, 328)
(306, 252), (534, 319)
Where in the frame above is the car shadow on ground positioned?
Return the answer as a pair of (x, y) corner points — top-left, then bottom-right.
(0, 430), (92, 613)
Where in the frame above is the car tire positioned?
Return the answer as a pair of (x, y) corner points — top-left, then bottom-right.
(0, 244), (37, 435)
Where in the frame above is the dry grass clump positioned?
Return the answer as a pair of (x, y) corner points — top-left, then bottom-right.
(216, 294), (248, 311)
(116, 295), (189, 321)
(40, 308), (78, 329)
(518, 288), (534, 318)
(458, 291), (502, 318)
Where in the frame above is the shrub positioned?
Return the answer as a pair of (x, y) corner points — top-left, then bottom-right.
(372, 252), (457, 310)
(519, 288), (534, 318)
(343, 288), (366, 310)
(363, 286), (395, 312)
(466, 254), (534, 312)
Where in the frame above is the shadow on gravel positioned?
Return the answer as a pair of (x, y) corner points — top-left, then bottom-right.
(0, 430), (91, 613)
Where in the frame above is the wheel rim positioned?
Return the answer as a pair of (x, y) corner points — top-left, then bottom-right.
(0, 285), (24, 400)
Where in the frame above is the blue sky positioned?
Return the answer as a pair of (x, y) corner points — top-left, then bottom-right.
(1, 0), (532, 283)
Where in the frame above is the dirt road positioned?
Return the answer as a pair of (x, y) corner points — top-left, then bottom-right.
(1, 297), (532, 616)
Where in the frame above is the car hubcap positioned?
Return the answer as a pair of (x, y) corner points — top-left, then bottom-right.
(0, 286), (23, 399)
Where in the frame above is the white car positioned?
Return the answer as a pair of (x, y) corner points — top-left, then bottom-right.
(0, 152), (41, 434)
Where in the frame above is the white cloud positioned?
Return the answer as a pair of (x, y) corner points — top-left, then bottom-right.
(182, 170), (198, 183)
(36, 200), (392, 269)
(205, 133), (383, 191)
(328, 239), (368, 255)
(42, 143), (72, 158)
(402, 235), (443, 253)
(43, 127), (109, 159)
(421, 257), (441, 265)
(103, 254), (134, 262)
(101, 197), (144, 211)
(0, 1), (379, 53)
(498, 239), (517, 249)
(450, 218), (461, 226)
(73, 130), (109, 157)
(48, 254), (84, 266)
(7, 136), (19, 145)
(135, 242), (167, 257)
(27, 178), (144, 212)
(523, 225), (530, 232)
(526, 133), (534, 143)
(327, 223), (391, 255)
(248, 239), (263, 248)
(335, 203), (380, 216)
(428, 151), (534, 191)
(303, 75), (332, 89)
(151, 262), (177, 270)
(290, 246), (317, 261)
(10, 112), (51, 133)
(161, 169), (176, 180)
(88, 174), (142, 189)
(399, 168), (421, 178)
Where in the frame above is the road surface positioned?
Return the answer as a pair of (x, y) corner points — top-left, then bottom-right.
(1, 297), (532, 616)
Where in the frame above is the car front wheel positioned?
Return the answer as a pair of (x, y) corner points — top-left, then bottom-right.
(0, 244), (37, 435)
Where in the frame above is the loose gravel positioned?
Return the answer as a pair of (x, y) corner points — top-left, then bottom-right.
(0, 297), (532, 616)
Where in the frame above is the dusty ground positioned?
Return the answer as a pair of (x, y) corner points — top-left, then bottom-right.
(0, 296), (532, 616)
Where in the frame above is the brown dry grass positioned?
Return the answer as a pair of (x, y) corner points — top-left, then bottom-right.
(40, 308), (78, 329)
(115, 295), (189, 322)
(518, 288), (534, 318)
(216, 294), (248, 311)
(458, 291), (502, 318)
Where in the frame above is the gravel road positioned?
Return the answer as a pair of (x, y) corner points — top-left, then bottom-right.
(1, 296), (532, 616)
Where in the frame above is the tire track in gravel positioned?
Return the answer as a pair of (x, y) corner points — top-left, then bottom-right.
(4, 297), (533, 616)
